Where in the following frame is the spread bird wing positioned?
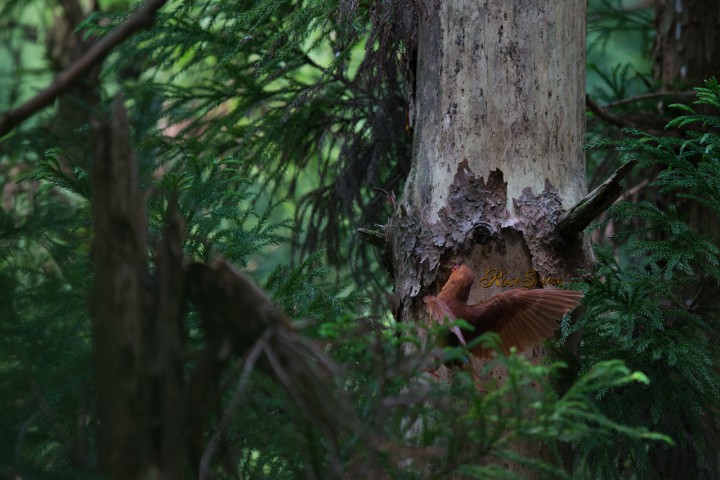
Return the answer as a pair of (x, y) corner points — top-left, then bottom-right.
(423, 295), (467, 346)
(423, 295), (456, 323)
(467, 288), (583, 357)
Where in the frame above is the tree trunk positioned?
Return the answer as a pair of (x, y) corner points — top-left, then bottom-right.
(92, 97), (189, 480)
(390, 0), (589, 476)
(91, 96), (151, 479)
(653, 0), (720, 90)
(89, 97), (350, 479)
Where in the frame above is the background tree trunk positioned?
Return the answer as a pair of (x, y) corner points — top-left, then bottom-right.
(390, 1), (589, 476)
(91, 97), (188, 479)
(653, 0), (720, 90)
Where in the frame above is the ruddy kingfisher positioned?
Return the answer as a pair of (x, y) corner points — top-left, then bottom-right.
(424, 265), (583, 358)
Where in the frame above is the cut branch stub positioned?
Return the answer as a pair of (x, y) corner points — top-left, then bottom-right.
(558, 160), (638, 237)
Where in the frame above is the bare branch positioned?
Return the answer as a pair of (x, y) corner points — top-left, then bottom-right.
(186, 258), (359, 473)
(586, 95), (632, 129)
(586, 94), (674, 137)
(602, 90), (696, 109)
(0, 0), (168, 137)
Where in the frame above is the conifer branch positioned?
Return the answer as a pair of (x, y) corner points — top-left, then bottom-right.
(0, 0), (167, 137)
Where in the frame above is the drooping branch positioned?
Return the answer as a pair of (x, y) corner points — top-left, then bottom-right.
(185, 259), (358, 474)
(558, 160), (638, 237)
(0, 0), (167, 137)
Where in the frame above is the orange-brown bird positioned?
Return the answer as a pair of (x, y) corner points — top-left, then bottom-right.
(423, 265), (583, 358)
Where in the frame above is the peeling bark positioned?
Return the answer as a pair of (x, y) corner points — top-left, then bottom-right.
(391, 0), (588, 306)
(391, 161), (507, 301)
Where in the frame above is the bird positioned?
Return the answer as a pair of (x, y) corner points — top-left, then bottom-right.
(423, 265), (583, 358)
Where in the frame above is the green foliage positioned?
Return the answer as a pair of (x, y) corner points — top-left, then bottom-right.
(576, 79), (720, 478)
(0, 164), (93, 478)
(112, 0), (413, 277)
(588, 0), (654, 54)
(0, 140), (337, 478)
(25, 148), (91, 199)
(220, 313), (666, 479)
(586, 0), (654, 105)
(588, 62), (648, 105)
(156, 154), (292, 266)
(584, 0), (665, 192)
(264, 249), (361, 320)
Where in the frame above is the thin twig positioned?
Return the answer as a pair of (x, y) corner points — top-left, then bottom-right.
(0, 0), (168, 137)
(15, 411), (41, 462)
(261, 342), (308, 412)
(199, 330), (271, 480)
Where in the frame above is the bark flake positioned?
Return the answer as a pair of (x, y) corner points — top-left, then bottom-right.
(512, 181), (578, 277)
(391, 159), (509, 302)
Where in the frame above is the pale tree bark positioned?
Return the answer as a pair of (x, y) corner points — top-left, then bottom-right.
(390, 1), (590, 476)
